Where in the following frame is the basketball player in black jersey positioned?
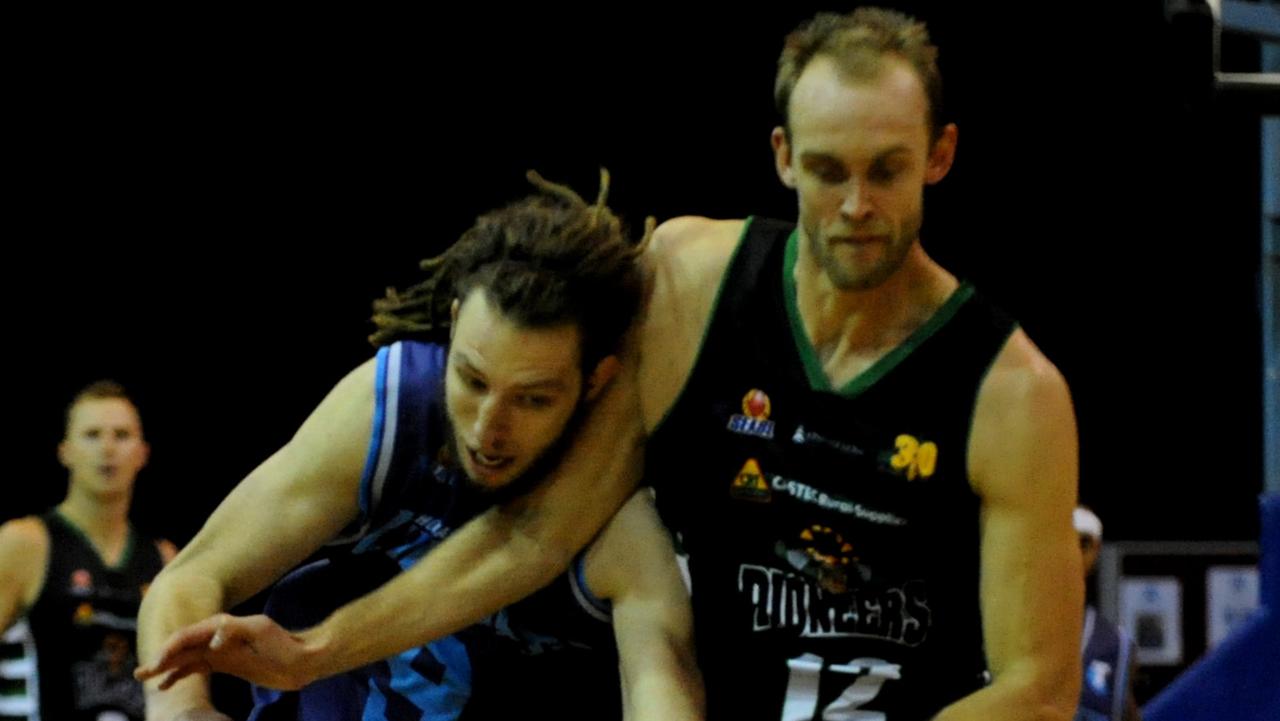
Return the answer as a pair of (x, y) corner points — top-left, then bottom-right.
(628, 10), (1082, 718)
(141, 8), (1082, 720)
(1, 381), (177, 721)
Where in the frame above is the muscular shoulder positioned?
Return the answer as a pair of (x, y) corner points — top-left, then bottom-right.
(969, 329), (1076, 500)
(647, 216), (744, 289)
(0, 517), (49, 556)
(639, 216), (747, 430)
(983, 330), (1070, 411)
(285, 357), (378, 456)
(649, 215), (745, 255)
(0, 517), (51, 608)
(583, 491), (682, 602)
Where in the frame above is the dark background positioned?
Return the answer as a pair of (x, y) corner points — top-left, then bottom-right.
(6, 3), (1268, 551)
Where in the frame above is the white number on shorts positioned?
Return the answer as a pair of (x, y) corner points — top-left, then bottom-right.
(781, 653), (902, 721)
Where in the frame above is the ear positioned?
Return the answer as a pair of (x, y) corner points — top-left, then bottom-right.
(57, 440), (70, 470)
(925, 123), (958, 185)
(771, 126), (797, 189)
(584, 355), (621, 402)
(138, 440), (151, 470)
(449, 298), (460, 340)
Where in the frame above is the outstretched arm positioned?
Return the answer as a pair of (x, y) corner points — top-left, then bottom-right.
(138, 218), (721, 696)
(296, 364), (645, 681)
(137, 359), (375, 719)
(139, 361), (644, 693)
(337, 214), (745, 682)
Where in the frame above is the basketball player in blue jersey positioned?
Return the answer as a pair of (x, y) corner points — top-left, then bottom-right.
(136, 172), (701, 721)
(1073, 507), (1141, 721)
(1, 381), (177, 721)
(143, 8), (1083, 720)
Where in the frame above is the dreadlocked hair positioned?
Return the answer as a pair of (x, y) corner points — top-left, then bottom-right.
(370, 168), (654, 371)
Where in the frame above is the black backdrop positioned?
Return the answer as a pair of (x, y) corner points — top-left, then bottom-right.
(7, 2), (1266, 550)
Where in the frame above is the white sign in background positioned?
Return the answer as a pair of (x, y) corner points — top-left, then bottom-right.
(1206, 565), (1260, 648)
(1119, 576), (1183, 666)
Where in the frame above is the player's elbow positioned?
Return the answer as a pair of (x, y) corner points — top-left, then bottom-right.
(1028, 698), (1079, 721)
(1047, 675), (1083, 721)
(1003, 664), (1081, 721)
(138, 566), (230, 630)
(503, 508), (578, 582)
(503, 490), (599, 569)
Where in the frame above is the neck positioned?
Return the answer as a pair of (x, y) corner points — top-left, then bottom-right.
(58, 486), (131, 545)
(794, 237), (958, 356)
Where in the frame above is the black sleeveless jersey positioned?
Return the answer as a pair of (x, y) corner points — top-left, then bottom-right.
(647, 218), (1017, 721)
(26, 511), (165, 721)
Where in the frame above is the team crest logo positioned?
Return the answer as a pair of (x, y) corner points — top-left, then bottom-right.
(791, 424), (865, 456)
(727, 389), (775, 439)
(729, 459), (771, 502)
(776, 524), (870, 594)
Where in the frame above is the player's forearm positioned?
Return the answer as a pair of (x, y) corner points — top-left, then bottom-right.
(621, 637), (705, 721)
(934, 578), (1081, 721)
(138, 571), (227, 720)
(297, 505), (571, 679)
(625, 676), (705, 721)
(144, 677), (227, 721)
(300, 378), (645, 679)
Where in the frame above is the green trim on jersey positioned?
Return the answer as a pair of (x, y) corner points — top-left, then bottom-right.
(52, 509), (137, 572)
(782, 228), (977, 398)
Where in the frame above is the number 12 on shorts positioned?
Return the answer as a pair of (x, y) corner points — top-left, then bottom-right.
(782, 653), (902, 721)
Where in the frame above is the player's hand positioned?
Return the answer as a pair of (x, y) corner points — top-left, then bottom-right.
(135, 613), (316, 691)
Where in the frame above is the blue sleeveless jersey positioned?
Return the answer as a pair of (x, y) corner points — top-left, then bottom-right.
(1074, 606), (1137, 721)
(249, 341), (619, 721)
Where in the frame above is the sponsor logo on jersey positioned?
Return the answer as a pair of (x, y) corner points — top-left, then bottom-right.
(74, 602), (95, 625)
(768, 475), (907, 526)
(729, 458), (771, 502)
(791, 425), (864, 456)
(883, 433), (939, 481)
(727, 389), (775, 439)
(351, 510), (456, 569)
(737, 563), (931, 646)
(742, 389), (771, 419)
(70, 605), (139, 631)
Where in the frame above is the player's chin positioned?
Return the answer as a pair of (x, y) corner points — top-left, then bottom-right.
(461, 450), (521, 490)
